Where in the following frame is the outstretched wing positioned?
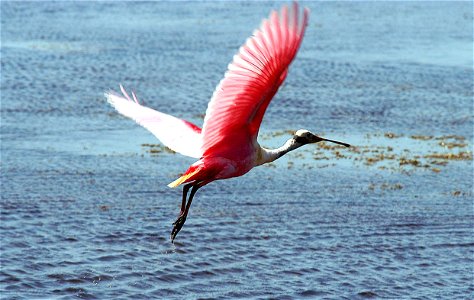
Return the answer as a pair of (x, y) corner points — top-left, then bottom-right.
(201, 2), (309, 157)
(106, 85), (202, 158)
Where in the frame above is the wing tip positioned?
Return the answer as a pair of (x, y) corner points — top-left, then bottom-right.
(105, 85), (142, 106)
(104, 90), (117, 104)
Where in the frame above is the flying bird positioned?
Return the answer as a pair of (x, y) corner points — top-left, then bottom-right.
(106, 2), (350, 242)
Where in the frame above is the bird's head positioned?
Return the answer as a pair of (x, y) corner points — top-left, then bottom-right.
(293, 129), (350, 147)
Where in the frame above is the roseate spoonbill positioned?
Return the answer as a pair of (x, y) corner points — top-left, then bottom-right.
(106, 2), (350, 242)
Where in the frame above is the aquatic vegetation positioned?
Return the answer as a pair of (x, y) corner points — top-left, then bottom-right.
(142, 132), (472, 174)
(410, 135), (433, 140)
(435, 135), (465, 141)
(368, 182), (403, 191)
(142, 144), (176, 155)
(384, 132), (402, 139)
(438, 141), (467, 149)
(424, 152), (472, 160)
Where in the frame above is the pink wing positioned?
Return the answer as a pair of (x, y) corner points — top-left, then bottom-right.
(106, 85), (202, 158)
(201, 2), (309, 157)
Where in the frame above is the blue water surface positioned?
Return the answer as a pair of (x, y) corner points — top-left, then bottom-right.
(1, 1), (473, 299)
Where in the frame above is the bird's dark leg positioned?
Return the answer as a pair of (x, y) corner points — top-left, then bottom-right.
(171, 182), (201, 242)
(180, 183), (193, 215)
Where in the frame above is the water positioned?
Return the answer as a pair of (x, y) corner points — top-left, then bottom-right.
(1, 1), (473, 299)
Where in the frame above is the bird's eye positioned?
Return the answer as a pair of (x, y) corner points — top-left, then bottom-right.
(294, 136), (307, 144)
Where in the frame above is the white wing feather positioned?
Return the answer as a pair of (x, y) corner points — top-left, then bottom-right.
(106, 87), (202, 158)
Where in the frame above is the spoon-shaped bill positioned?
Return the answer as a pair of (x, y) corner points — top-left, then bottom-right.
(321, 138), (351, 148)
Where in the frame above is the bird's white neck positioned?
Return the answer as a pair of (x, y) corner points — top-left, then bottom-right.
(256, 138), (302, 166)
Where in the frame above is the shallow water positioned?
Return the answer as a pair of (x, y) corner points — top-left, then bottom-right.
(1, 2), (473, 299)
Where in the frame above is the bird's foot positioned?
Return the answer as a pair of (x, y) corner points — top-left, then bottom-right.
(171, 214), (186, 243)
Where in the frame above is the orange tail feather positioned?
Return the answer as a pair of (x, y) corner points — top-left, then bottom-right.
(168, 165), (201, 188)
